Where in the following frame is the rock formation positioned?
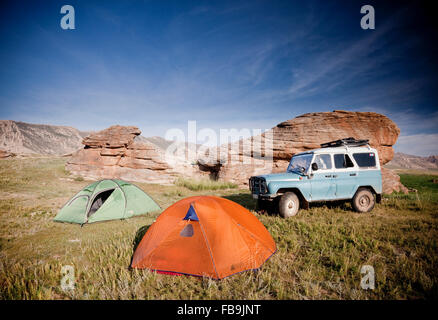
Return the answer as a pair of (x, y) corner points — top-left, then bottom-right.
(267, 110), (399, 165)
(66, 125), (205, 184)
(381, 168), (409, 194)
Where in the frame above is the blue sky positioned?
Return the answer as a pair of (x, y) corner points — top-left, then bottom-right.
(0, 0), (437, 155)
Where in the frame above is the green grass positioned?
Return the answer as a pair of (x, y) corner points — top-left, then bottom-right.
(175, 177), (238, 191)
(0, 157), (437, 299)
(399, 174), (438, 195)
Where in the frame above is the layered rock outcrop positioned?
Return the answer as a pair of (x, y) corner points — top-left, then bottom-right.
(66, 125), (206, 184)
(267, 110), (399, 165)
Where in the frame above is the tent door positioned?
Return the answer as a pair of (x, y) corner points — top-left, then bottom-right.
(87, 188), (115, 218)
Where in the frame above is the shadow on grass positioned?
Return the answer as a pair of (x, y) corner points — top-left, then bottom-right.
(129, 224), (152, 268)
(223, 193), (257, 211)
(311, 200), (352, 210)
(223, 193), (280, 217)
(225, 192), (355, 216)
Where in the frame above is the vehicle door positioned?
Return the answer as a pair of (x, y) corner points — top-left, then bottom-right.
(310, 153), (336, 201)
(333, 153), (357, 199)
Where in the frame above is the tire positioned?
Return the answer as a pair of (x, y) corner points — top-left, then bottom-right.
(352, 188), (375, 213)
(279, 192), (300, 218)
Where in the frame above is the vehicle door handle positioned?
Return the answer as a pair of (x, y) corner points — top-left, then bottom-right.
(349, 173), (357, 176)
(332, 175), (338, 178)
(325, 175), (332, 178)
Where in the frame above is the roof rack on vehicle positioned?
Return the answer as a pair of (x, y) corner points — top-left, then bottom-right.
(320, 137), (369, 148)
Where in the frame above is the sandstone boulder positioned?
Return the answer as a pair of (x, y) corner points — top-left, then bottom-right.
(381, 168), (409, 194)
(66, 125), (205, 184)
(82, 125), (141, 149)
(267, 110), (399, 165)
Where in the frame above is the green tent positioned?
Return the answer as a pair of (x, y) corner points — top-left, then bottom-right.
(54, 179), (161, 224)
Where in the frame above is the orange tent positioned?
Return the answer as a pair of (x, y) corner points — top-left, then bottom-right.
(131, 196), (276, 279)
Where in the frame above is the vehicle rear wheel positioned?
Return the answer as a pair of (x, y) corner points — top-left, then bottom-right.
(352, 188), (375, 213)
(279, 192), (300, 218)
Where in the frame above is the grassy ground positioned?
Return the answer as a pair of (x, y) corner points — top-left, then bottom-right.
(0, 157), (437, 300)
(175, 177), (238, 191)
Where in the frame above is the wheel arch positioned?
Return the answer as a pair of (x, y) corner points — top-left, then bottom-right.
(277, 188), (309, 209)
(354, 185), (378, 196)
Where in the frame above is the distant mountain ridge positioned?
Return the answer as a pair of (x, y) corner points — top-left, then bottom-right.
(0, 120), (91, 155)
(386, 152), (438, 169)
(0, 120), (176, 156)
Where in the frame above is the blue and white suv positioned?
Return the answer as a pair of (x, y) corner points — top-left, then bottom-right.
(249, 138), (382, 218)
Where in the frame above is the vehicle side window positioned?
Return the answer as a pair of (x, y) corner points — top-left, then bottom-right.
(334, 154), (355, 168)
(314, 154), (332, 170)
(345, 155), (355, 167)
(353, 152), (376, 168)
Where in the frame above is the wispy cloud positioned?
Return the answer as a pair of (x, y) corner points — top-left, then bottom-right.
(287, 7), (408, 97)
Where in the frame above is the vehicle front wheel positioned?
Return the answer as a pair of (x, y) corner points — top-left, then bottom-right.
(352, 188), (375, 213)
(279, 192), (300, 218)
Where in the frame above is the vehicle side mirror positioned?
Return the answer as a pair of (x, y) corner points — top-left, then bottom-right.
(311, 163), (318, 171)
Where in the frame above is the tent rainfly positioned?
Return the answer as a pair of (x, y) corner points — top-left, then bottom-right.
(54, 179), (160, 225)
(131, 195), (277, 279)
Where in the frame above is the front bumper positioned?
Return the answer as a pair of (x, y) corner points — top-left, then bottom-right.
(252, 193), (276, 200)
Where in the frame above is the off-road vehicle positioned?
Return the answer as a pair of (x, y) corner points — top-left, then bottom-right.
(249, 137), (382, 218)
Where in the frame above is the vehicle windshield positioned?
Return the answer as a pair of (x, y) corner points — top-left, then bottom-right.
(287, 153), (313, 173)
